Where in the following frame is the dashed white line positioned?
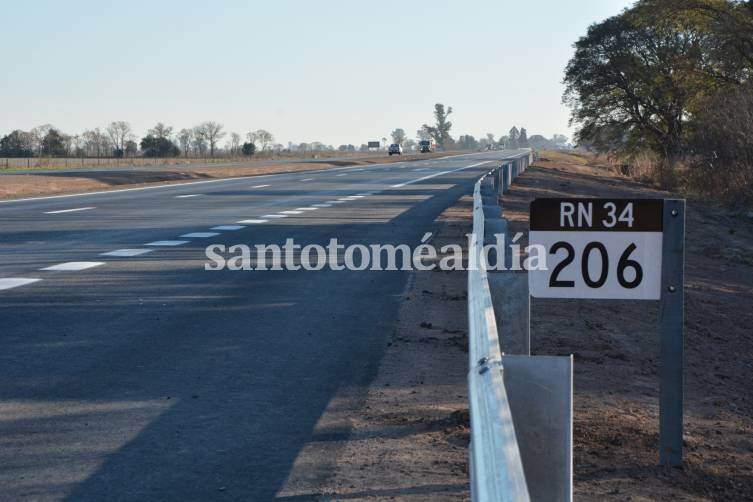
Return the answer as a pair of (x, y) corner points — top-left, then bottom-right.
(300, 178), (314, 182)
(253, 184), (270, 188)
(237, 219), (268, 224)
(312, 204), (332, 208)
(327, 200), (346, 204)
(390, 161), (492, 188)
(335, 173), (348, 177)
(175, 194), (202, 198)
(262, 214), (288, 219)
(41, 262), (104, 271)
(280, 210), (303, 215)
(296, 207), (318, 211)
(44, 207), (95, 214)
(0, 278), (41, 290)
(211, 225), (245, 231)
(101, 249), (153, 257)
(146, 240), (189, 246)
(180, 232), (220, 238)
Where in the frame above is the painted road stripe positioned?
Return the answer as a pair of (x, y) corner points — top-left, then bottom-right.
(312, 204), (332, 208)
(211, 225), (245, 231)
(146, 240), (189, 246)
(0, 278), (41, 291)
(253, 184), (270, 188)
(262, 214), (288, 219)
(41, 262), (104, 271)
(180, 232), (220, 238)
(327, 200), (346, 204)
(175, 194), (202, 198)
(44, 207), (95, 214)
(237, 219), (268, 224)
(300, 178), (314, 182)
(390, 160), (492, 188)
(279, 210), (303, 215)
(101, 249), (153, 257)
(335, 173), (347, 177)
(296, 207), (318, 211)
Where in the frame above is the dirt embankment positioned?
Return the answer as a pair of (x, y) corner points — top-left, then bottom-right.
(0, 152), (454, 200)
(504, 157), (753, 501)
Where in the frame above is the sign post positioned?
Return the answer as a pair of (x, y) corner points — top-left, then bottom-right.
(529, 198), (685, 466)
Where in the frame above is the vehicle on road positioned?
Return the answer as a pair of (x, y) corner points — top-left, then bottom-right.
(388, 144), (403, 155)
(418, 139), (434, 153)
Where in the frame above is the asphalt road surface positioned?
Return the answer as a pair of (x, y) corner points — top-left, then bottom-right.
(0, 149), (526, 501)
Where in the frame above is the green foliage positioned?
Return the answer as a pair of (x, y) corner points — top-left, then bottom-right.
(140, 135), (180, 157)
(422, 103), (453, 149)
(0, 130), (34, 157)
(242, 142), (256, 156)
(457, 135), (479, 149)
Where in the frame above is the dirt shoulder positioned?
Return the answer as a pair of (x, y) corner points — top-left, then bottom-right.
(277, 198), (474, 501)
(0, 152), (454, 201)
(503, 157), (753, 500)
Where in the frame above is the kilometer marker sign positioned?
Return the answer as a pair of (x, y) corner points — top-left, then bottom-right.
(529, 198), (663, 300)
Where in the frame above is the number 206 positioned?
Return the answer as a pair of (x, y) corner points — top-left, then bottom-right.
(549, 241), (644, 289)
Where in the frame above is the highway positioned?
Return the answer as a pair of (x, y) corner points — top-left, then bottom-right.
(0, 149), (523, 501)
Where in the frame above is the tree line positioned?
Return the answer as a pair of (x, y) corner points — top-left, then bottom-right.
(564, 0), (753, 203)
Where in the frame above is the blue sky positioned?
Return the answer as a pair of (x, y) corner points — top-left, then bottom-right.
(0, 0), (635, 146)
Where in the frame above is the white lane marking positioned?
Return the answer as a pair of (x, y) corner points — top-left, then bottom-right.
(175, 194), (202, 198)
(237, 219), (268, 224)
(351, 168), (364, 172)
(0, 278), (41, 291)
(253, 184), (270, 188)
(44, 207), (95, 214)
(335, 173), (347, 177)
(146, 240), (189, 246)
(356, 192), (374, 196)
(349, 195), (365, 199)
(300, 178), (314, 182)
(180, 232), (220, 238)
(390, 160), (492, 188)
(41, 262), (104, 271)
(101, 249), (153, 257)
(280, 210), (303, 215)
(312, 204), (332, 208)
(296, 207), (318, 211)
(412, 168), (428, 172)
(327, 200), (346, 204)
(211, 225), (245, 231)
(339, 197), (357, 201)
(262, 214), (288, 219)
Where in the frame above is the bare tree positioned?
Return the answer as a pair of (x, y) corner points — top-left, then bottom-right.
(195, 121), (225, 157)
(107, 121), (133, 156)
(247, 129), (274, 151)
(148, 122), (173, 140)
(192, 127), (208, 156)
(177, 128), (193, 157)
(391, 128), (407, 145)
(30, 124), (53, 156)
(230, 132), (241, 155)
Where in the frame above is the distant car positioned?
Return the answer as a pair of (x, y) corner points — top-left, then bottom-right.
(388, 144), (403, 155)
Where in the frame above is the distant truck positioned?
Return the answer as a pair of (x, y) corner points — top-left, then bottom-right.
(418, 139), (435, 153)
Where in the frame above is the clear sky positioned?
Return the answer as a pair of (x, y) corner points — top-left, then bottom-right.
(0, 0), (635, 147)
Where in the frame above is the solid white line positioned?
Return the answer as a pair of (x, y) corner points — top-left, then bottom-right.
(296, 207), (318, 211)
(101, 249), (153, 257)
(253, 184), (270, 188)
(146, 240), (189, 246)
(175, 194), (202, 198)
(41, 262), (104, 271)
(280, 210), (303, 215)
(180, 232), (220, 238)
(44, 207), (95, 214)
(211, 225), (245, 231)
(0, 278), (41, 291)
(237, 219), (268, 224)
(262, 214), (288, 219)
(390, 160), (492, 188)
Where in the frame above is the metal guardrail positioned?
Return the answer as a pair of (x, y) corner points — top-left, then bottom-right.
(467, 152), (533, 501)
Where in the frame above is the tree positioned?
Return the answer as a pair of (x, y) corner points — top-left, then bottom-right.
(125, 140), (138, 157)
(0, 130), (34, 157)
(416, 128), (432, 141)
(422, 103), (453, 149)
(519, 128), (529, 148)
(195, 121), (225, 157)
(563, 7), (710, 180)
(391, 128), (407, 145)
(177, 129), (193, 157)
(242, 142), (256, 156)
(457, 135), (479, 150)
(148, 122), (173, 140)
(230, 133), (241, 155)
(486, 133), (496, 145)
(30, 124), (53, 156)
(140, 135), (180, 157)
(247, 129), (274, 151)
(508, 127), (520, 149)
(107, 121), (133, 157)
(41, 129), (66, 157)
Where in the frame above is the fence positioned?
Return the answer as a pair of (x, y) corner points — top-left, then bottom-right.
(467, 152), (573, 502)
